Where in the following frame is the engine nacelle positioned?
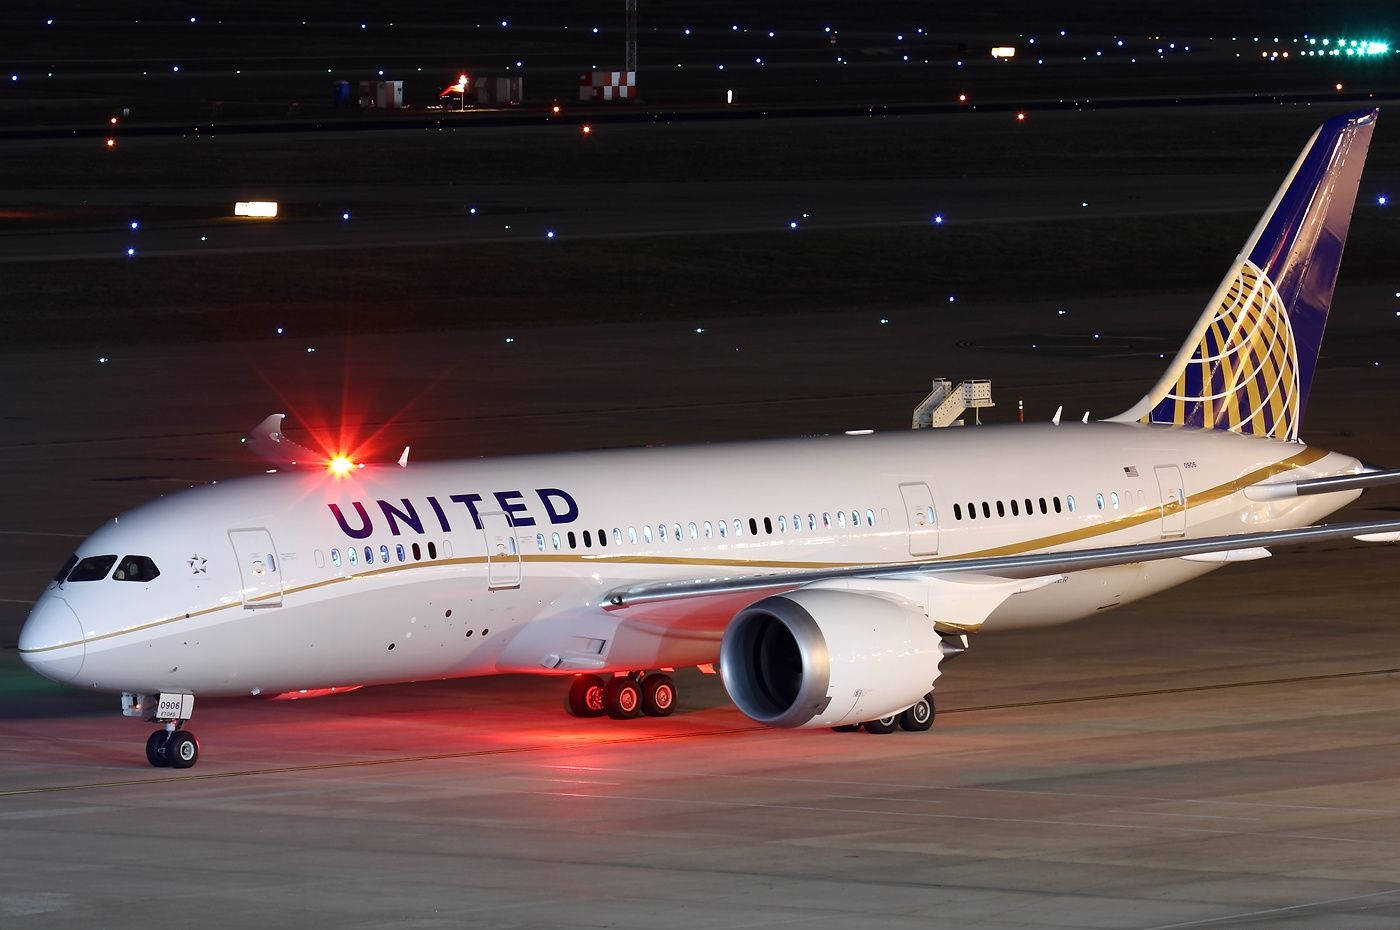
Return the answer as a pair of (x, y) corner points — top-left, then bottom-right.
(718, 588), (946, 729)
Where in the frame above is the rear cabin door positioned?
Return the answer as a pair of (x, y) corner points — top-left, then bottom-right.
(898, 482), (939, 556)
(481, 510), (522, 590)
(228, 528), (283, 607)
(1154, 465), (1187, 538)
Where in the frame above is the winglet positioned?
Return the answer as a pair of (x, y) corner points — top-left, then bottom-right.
(397, 445), (411, 468)
(242, 413), (322, 466)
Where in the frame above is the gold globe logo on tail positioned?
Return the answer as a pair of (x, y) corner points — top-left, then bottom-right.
(1144, 260), (1301, 441)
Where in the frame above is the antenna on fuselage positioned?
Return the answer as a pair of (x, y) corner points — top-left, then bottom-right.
(1051, 405), (1063, 426)
(398, 446), (411, 467)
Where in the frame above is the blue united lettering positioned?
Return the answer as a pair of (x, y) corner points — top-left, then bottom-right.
(329, 487), (578, 539)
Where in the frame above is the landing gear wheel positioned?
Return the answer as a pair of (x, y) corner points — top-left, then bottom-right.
(566, 674), (608, 718)
(167, 731), (199, 769)
(831, 724), (861, 733)
(863, 715), (899, 735)
(603, 676), (643, 719)
(899, 694), (935, 732)
(145, 730), (171, 767)
(640, 674), (676, 717)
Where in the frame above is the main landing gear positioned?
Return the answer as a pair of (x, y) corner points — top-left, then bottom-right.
(124, 692), (200, 768)
(832, 692), (936, 735)
(566, 672), (677, 719)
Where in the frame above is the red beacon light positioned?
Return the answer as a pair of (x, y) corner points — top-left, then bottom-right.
(328, 455), (356, 476)
(1015, 111), (1027, 122)
(957, 93), (968, 103)
(581, 123), (593, 135)
(551, 103), (562, 115)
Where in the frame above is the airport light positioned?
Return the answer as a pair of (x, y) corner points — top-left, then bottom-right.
(991, 46), (1016, 58)
(1016, 111), (1027, 123)
(234, 201), (279, 219)
(105, 137), (116, 148)
(581, 124), (592, 135)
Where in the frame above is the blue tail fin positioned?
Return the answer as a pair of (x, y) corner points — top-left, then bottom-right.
(1114, 108), (1378, 441)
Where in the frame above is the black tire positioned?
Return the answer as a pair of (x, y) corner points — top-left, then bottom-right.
(831, 724), (861, 733)
(168, 731), (199, 769)
(641, 674), (676, 717)
(145, 730), (171, 767)
(899, 695), (935, 732)
(863, 715), (899, 734)
(566, 674), (608, 718)
(603, 676), (643, 719)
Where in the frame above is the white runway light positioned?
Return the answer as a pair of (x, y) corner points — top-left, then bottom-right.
(234, 201), (279, 218)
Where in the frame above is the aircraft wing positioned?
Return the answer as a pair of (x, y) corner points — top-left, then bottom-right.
(601, 516), (1400, 609)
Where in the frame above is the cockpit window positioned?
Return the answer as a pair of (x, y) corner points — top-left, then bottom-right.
(53, 554), (79, 583)
(113, 555), (160, 582)
(67, 554), (117, 582)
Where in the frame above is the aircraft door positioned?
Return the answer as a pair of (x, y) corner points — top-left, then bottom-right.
(898, 482), (939, 556)
(481, 510), (522, 590)
(1154, 465), (1187, 537)
(228, 528), (283, 607)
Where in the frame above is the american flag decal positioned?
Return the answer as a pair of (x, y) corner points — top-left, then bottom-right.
(1123, 465), (1139, 477)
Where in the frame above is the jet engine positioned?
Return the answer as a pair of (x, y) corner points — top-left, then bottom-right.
(718, 587), (949, 728)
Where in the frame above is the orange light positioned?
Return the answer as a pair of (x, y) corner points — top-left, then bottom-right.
(458, 73), (468, 85)
(1015, 111), (1027, 122)
(105, 137), (117, 148)
(328, 455), (355, 476)
(957, 93), (968, 103)
(552, 104), (561, 114)
(1335, 82), (1344, 91)
(581, 123), (592, 135)
(109, 116), (118, 125)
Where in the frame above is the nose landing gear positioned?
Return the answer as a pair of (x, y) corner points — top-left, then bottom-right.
(125, 692), (200, 768)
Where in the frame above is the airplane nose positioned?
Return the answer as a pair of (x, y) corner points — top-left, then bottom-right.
(18, 596), (86, 683)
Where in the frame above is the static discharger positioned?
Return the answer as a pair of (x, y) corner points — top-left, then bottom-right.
(234, 201), (279, 218)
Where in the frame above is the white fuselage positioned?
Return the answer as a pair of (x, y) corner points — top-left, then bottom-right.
(19, 421), (1360, 697)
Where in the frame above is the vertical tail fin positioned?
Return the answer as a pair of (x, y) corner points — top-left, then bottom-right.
(1113, 108), (1378, 441)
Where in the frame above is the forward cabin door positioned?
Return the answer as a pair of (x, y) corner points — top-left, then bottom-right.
(1154, 465), (1187, 537)
(898, 482), (939, 556)
(228, 528), (283, 607)
(481, 510), (522, 590)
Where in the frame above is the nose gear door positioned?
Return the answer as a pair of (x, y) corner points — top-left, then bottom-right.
(228, 528), (283, 607)
(480, 510), (521, 590)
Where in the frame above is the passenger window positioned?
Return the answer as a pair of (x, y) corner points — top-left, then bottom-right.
(314, 549), (325, 567)
(704, 520), (713, 538)
(996, 501), (1006, 517)
(688, 522), (698, 540)
(347, 547), (357, 565)
(1025, 498), (1034, 515)
(507, 537), (517, 555)
(552, 532), (562, 550)
(954, 503), (962, 520)
(748, 517), (758, 536)
(1010, 499), (1019, 516)
(1095, 493), (1104, 511)
(267, 553), (277, 573)
(536, 533), (546, 552)
(628, 526), (637, 544)
(1110, 492), (1120, 510)
(981, 501), (991, 519)
(428, 541), (438, 559)
(850, 511), (860, 527)
(396, 544), (406, 562)
(380, 544), (390, 563)
(777, 515), (786, 533)
(793, 513), (803, 533)
(643, 525), (653, 544)
(613, 528), (622, 545)
(1039, 497), (1048, 514)
(807, 513), (816, 531)
(967, 502), (976, 520)
(837, 511), (846, 528)
(673, 523), (682, 542)
(568, 531), (577, 549)
(822, 512), (831, 529)
(718, 520), (727, 538)
(1052, 497), (1062, 514)
(364, 546), (374, 564)
(583, 530), (592, 548)
(1067, 495), (1076, 513)
(656, 523), (665, 544)
(412, 543), (422, 560)
(112, 555), (160, 582)
(733, 518), (744, 537)
(763, 517), (773, 534)
(331, 548), (341, 567)
(598, 529), (608, 548)
(866, 509), (876, 526)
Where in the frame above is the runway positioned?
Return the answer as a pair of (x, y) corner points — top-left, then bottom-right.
(2, 103), (1399, 928)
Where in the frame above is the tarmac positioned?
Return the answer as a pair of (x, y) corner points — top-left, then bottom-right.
(1, 107), (1400, 929)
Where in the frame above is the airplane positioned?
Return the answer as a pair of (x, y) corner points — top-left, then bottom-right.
(19, 108), (1400, 769)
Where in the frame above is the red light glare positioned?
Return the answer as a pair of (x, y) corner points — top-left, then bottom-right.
(328, 455), (355, 476)
(109, 116), (118, 125)
(1335, 82), (1344, 91)
(552, 104), (561, 114)
(267, 685), (363, 701)
(957, 93), (967, 103)
(1015, 111), (1027, 122)
(581, 124), (592, 135)
(104, 137), (117, 148)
